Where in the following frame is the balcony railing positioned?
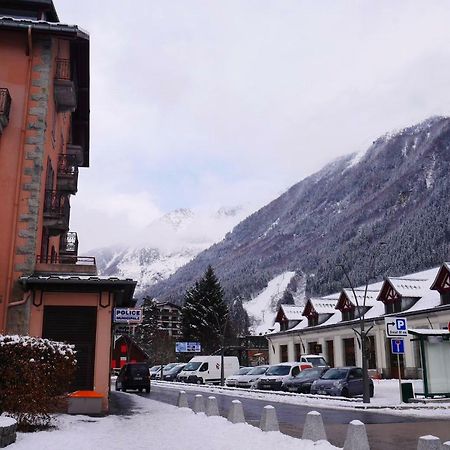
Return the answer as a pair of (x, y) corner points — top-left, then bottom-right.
(57, 154), (79, 193)
(0, 88), (11, 133)
(36, 255), (95, 265)
(55, 59), (71, 80)
(43, 190), (70, 234)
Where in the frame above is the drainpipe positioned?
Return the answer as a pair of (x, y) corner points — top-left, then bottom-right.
(2, 26), (34, 332)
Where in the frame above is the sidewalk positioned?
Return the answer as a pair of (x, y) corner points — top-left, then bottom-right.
(11, 393), (338, 450)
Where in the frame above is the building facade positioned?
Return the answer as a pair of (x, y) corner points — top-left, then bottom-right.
(0, 1), (136, 411)
(155, 301), (183, 338)
(268, 264), (450, 379)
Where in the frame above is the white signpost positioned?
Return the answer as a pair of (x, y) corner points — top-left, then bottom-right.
(113, 307), (143, 324)
(385, 317), (408, 401)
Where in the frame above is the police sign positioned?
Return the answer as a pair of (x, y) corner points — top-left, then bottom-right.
(385, 317), (408, 337)
(113, 308), (143, 323)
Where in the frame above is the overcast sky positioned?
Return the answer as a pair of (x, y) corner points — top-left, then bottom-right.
(56, 1), (450, 251)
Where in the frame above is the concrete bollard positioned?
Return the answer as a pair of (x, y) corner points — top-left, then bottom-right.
(259, 405), (279, 432)
(177, 391), (189, 408)
(192, 394), (205, 414)
(417, 435), (441, 450)
(227, 399), (245, 424)
(442, 441), (450, 449)
(302, 410), (327, 442)
(343, 420), (370, 450)
(205, 396), (220, 416)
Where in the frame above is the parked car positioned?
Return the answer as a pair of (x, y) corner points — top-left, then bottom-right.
(163, 363), (186, 381)
(149, 365), (162, 379)
(281, 367), (329, 393)
(255, 362), (313, 391)
(225, 367), (252, 387)
(310, 366), (374, 398)
(235, 365), (269, 388)
(299, 355), (329, 367)
(115, 362), (151, 393)
(177, 356), (240, 384)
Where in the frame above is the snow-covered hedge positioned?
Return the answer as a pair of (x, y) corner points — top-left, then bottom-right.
(0, 335), (77, 430)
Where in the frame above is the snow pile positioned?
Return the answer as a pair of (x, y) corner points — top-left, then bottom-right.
(0, 334), (75, 357)
(12, 395), (338, 450)
(245, 271), (296, 335)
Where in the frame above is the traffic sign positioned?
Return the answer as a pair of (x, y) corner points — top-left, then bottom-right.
(175, 342), (201, 353)
(113, 308), (143, 323)
(391, 338), (405, 354)
(385, 317), (408, 337)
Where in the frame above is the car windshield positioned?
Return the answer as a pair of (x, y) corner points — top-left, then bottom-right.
(149, 365), (161, 372)
(265, 365), (291, 376)
(305, 357), (328, 367)
(295, 368), (322, 379)
(234, 367), (252, 375)
(162, 363), (179, 373)
(321, 368), (348, 380)
(247, 366), (268, 375)
(183, 362), (202, 371)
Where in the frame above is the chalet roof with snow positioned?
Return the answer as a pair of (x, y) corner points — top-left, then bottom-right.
(274, 305), (305, 322)
(303, 297), (338, 316)
(336, 288), (379, 311)
(377, 277), (430, 303)
(430, 262), (450, 293)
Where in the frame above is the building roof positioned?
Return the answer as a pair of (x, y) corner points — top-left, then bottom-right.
(304, 297), (338, 315)
(268, 265), (443, 337)
(275, 305), (305, 321)
(337, 288), (379, 309)
(0, 0), (59, 22)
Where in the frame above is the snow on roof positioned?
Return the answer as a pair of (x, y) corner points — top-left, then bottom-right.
(20, 274), (135, 282)
(308, 297), (338, 314)
(279, 305), (304, 321)
(341, 288), (379, 307)
(387, 277), (430, 297)
(409, 328), (450, 336)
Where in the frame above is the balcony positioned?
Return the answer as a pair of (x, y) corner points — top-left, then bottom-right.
(57, 154), (79, 193)
(0, 88), (11, 134)
(66, 144), (84, 166)
(43, 190), (70, 235)
(54, 59), (77, 112)
(35, 254), (97, 276)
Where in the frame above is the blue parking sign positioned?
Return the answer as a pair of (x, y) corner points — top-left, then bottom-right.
(396, 319), (407, 331)
(391, 339), (405, 354)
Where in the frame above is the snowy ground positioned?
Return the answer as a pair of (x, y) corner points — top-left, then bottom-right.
(151, 379), (450, 418)
(12, 395), (338, 450)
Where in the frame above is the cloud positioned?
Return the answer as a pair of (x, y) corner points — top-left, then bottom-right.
(56, 0), (450, 250)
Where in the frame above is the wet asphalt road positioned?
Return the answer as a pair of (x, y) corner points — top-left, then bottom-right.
(113, 384), (450, 450)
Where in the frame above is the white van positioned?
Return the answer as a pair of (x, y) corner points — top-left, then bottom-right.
(177, 356), (239, 384)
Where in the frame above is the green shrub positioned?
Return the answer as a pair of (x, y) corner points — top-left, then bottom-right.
(0, 334), (76, 431)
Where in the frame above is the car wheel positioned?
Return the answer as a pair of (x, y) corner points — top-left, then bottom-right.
(122, 388), (126, 393)
(370, 385), (374, 398)
(145, 387), (150, 393)
(115, 387), (121, 392)
(341, 388), (349, 398)
(196, 378), (203, 385)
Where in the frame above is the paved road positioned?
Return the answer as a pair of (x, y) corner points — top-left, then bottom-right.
(133, 384), (450, 450)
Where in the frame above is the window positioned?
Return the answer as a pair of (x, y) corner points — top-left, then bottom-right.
(326, 340), (334, 367)
(291, 366), (300, 377)
(441, 292), (450, 305)
(342, 309), (355, 321)
(308, 314), (318, 327)
(367, 335), (376, 369)
(280, 345), (288, 362)
(385, 301), (401, 314)
(308, 341), (318, 354)
(295, 343), (301, 361)
(199, 363), (208, 372)
(343, 338), (355, 366)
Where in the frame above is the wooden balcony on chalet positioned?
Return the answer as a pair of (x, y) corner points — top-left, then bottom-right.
(0, 88), (11, 134)
(35, 255), (97, 276)
(57, 154), (79, 193)
(54, 59), (77, 112)
(43, 190), (70, 235)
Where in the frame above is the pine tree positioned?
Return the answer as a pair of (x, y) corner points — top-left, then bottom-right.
(181, 266), (228, 354)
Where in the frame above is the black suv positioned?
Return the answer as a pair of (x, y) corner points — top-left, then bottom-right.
(115, 362), (151, 393)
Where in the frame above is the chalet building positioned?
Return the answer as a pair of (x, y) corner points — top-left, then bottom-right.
(111, 335), (149, 370)
(268, 263), (450, 379)
(155, 301), (182, 338)
(0, 0), (136, 411)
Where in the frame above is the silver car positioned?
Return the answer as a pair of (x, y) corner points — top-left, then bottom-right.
(225, 367), (252, 387)
(235, 365), (269, 388)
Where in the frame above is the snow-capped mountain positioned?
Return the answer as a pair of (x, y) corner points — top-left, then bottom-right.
(148, 116), (450, 309)
(92, 207), (250, 296)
